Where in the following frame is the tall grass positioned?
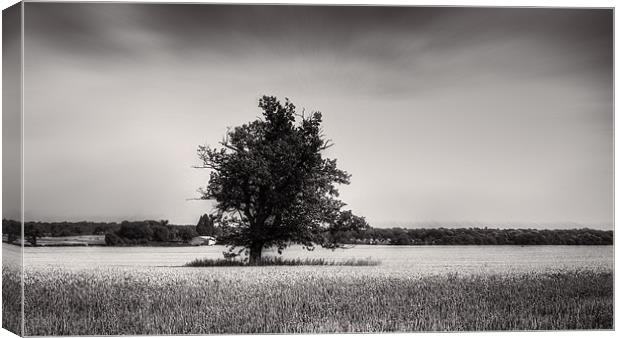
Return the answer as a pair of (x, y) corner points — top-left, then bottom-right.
(19, 267), (612, 336)
(184, 256), (381, 267)
(2, 268), (22, 336)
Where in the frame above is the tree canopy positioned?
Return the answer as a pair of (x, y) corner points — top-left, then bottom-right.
(196, 214), (215, 236)
(196, 96), (368, 262)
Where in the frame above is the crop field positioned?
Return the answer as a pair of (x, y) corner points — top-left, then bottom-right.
(2, 266), (21, 336)
(4, 265), (612, 336)
(4, 235), (106, 247)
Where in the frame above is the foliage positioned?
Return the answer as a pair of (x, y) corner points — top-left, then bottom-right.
(0, 219), (198, 246)
(116, 222), (154, 241)
(3, 219), (613, 246)
(340, 227), (614, 246)
(152, 225), (170, 242)
(109, 222), (197, 245)
(221, 226), (614, 246)
(197, 96), (368, 262)
(104, 232), (125, 246)
(2, 219), (20, 243)
(176, 226), (199, 242)
(24, 224), (43, 246)
(195, 214), (215, 236)
(8, 220), (121, 238)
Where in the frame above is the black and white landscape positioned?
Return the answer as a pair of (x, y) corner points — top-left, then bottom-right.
(2, 3), (613, 336)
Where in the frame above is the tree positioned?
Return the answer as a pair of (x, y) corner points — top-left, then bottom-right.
(93, 226), (107, 235)
(152, 225), (170, 242)
(2, 219), (20, 244)
(116, 222), (153, 241)
(177, 226), (198, 242)
(105, 232), (125, 246)
(196, 96), (368, 263)
(196, 214), (215, 236)
(24, 224), (42, 246)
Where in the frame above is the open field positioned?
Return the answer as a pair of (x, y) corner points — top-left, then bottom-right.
(185, 256), (381, 266)
(3, 244), (613, 335)
(3, 235), (106, 247)
(13, 243), (613, 272)
(5, 265), (612, 335)
(35, 235), (106, 246)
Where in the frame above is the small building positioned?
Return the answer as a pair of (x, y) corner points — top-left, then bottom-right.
(189, 236), (216, 246)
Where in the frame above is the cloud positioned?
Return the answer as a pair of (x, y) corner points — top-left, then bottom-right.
(20, 4), (613, 227)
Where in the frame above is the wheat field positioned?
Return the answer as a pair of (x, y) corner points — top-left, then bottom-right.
(2, 265), (611, 336)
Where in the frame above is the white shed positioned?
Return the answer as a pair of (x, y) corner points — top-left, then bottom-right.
(189, 236), (216, 246)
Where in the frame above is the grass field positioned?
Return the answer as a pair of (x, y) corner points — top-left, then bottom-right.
(2, 266), (21, 336)
(4, 266), (612, 336)
(184, 256), (381, 266)
(3, 235), (106, 247)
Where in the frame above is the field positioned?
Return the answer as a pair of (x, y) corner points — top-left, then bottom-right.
(3, 235), (106, 247)
(2, 266), (21, 335)
(3, 265), (612, 336)
(2, 244), (613, 335)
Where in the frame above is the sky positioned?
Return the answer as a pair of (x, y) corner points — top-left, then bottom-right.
(14, 4), (613, 228)
(2, 3), (21, 223)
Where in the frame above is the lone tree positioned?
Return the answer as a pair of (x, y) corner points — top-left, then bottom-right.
(196, 96), (367, 263)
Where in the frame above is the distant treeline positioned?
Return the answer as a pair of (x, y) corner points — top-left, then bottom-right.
(1, 219), (613, 246)
(102, 221), (206, 246)
(333, 227), (613, 246)
(1, 219), (209, 246)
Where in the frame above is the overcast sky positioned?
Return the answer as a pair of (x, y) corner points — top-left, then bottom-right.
(3, 3), (21, 222)
(18, 4), (612, 228)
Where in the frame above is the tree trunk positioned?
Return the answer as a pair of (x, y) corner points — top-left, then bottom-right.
(249, 241), (263, 264)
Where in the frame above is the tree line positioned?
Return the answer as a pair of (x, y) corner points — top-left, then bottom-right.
(2, 218), (612, 246)
(1, 219), (219, 246)
(331, 227), (613, 246)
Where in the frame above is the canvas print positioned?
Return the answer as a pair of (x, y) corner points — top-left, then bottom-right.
(2, 2), (614, 336)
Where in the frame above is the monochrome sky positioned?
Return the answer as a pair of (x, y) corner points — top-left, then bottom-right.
(18, 4), (613, 228)
(2, 3), (21, 222)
